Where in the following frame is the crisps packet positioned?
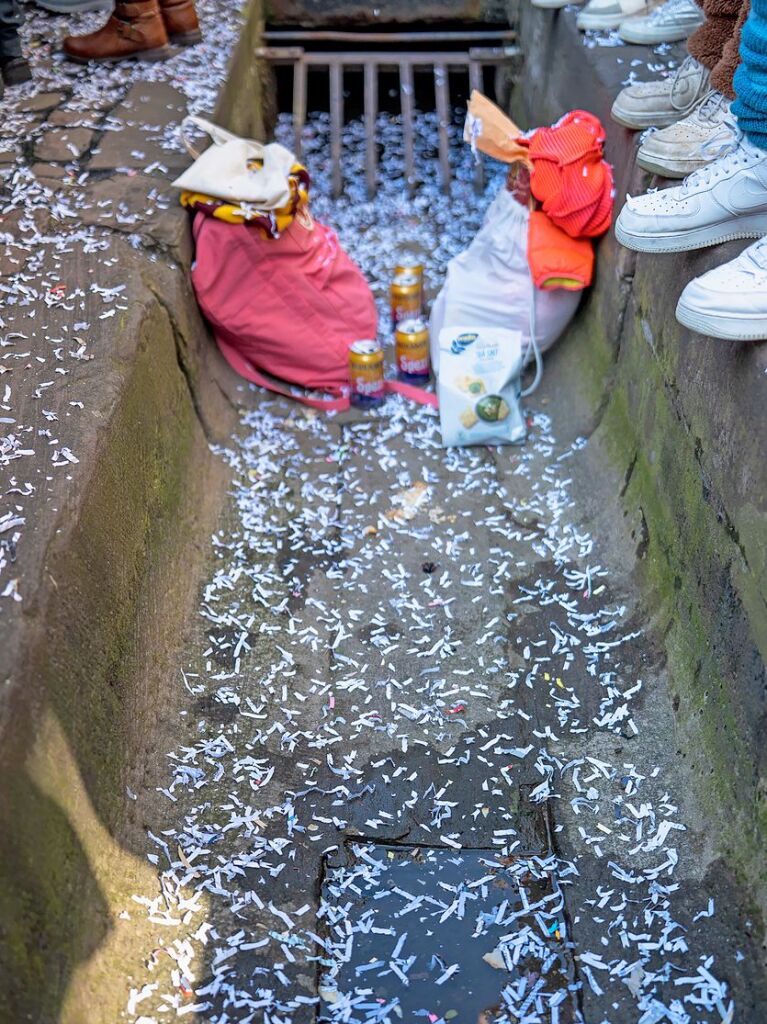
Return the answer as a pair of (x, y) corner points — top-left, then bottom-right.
(438, 326), (527, 448)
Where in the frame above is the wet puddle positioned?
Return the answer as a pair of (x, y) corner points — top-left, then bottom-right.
(319, 843), (578, 1023)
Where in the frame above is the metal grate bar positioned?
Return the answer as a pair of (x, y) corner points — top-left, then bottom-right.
(399, 60), (416, 197)
(264, 29), (515, 42)
(433, 63), (451, 193)
(364, 61), (378, 199)
(257, 41), (515, 198)
(257, 48), (511, 67)
(292, 57), (307, 159)
(329, 61), (343, 197)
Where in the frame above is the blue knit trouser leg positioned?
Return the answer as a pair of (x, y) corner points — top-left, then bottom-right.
(733, 0), (767, 149)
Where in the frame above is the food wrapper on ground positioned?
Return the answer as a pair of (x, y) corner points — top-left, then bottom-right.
(437, 326), (527, 448)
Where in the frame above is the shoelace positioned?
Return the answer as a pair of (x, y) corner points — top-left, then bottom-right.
(679, 126), (750, 193)
(690, 90), (729, 127)
(647, 0), (699, 22)
(670, 55), (708, 113)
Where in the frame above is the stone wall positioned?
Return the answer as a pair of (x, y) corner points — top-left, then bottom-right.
(264, 0), (510, 26)
(514, 5), (767, 923)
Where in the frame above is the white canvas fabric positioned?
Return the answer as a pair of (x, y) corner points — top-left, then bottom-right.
(429, 189), (580, 375)
(172, 116), (298, 208)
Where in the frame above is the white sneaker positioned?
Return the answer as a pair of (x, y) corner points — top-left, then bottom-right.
(577, 0), (649, 31)
(615, 133), (767, 252)
(676, 236), (767, 339)
(637, 91), (735, 178)
(611, 55), (710, 130)
(618, 0), (704, 43)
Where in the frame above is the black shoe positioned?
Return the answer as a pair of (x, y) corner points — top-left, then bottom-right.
(1, 56), (32, 87)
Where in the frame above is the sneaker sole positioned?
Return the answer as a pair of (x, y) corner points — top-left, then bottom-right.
(65, 45), (173, 64)
(618, 22), (703, 44)
(610, 104), (689, 130)
(615, 213), (767, 253)
(577, 12), (627, 30)
(531, 0), (580, 7)
(676, 298), (767, 340)
(635, 151), (706, 178)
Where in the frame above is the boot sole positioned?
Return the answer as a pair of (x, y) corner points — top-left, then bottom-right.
(65, 45), (173, 64)
(168, 29), (202, 45)
(636, 151), (706, 179)
(676, 298), (767, 340)
(615, 212), (767, 253)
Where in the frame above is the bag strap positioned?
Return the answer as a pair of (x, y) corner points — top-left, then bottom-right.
(216, 339), (351, 410)
(181, 115), (264, 159)
(216, 337), (438, 412)
(385, 379), (438, 408)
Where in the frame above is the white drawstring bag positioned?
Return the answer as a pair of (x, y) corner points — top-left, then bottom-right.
(429, 189), (581, 375)
(171, 116), (298, 207)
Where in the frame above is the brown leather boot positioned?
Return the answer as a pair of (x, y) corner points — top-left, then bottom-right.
(63, 0), (172, 63)
(159, 0), (202, 46)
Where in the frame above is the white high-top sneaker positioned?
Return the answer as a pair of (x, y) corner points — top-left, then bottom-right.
(676, 236), (767, 339)
(637, 91), (735, 178)
(611, 55), (710, 130)
(618, 0), (704, 44)
(615, 132), (767, 252)
(577, 0), (649, 31)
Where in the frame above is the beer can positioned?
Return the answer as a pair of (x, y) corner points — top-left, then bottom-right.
(395, 318), (430, 383)
(390, 273), (422, 329)
(394, 258), (424, 284)
(349, 339), (385, 407)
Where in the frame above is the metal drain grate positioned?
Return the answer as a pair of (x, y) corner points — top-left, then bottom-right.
(257, 29), (518, 197)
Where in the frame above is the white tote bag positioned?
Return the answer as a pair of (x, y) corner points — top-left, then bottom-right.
(429, 189), (581, 375)
(171, 116), (298, 208)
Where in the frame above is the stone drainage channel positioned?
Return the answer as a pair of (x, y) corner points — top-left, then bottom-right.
(119, 114), (762, 1024)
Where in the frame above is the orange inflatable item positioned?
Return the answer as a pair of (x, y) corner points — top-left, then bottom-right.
(527, 210), (595, 291)
(523, 110), (614, 239)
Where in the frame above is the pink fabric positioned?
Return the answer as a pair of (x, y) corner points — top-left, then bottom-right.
(191, 212), (378, 406)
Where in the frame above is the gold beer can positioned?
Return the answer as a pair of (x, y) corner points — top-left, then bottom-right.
(390, 272), (422, 328)
(348, 339), (385, 407)
(394, 258), (424, 284)
(395, 317), (430, 382)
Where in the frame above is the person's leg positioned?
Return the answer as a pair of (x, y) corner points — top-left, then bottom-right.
(733, 0), (767, 145)
(0, 0), (23, 60)
(688, 0), (743, 71)
(634, 0), (747, 175)
(711, 0), (750, 97)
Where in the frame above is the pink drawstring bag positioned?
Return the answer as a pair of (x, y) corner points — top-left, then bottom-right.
(191, 210), (376, 411)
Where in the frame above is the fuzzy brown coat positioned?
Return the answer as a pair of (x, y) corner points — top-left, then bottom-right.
(688, 0), (751, 97)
